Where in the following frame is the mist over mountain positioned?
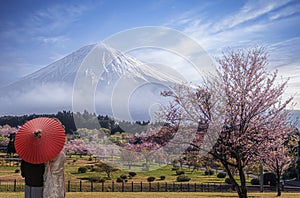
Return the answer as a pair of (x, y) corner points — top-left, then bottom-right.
(0, 44), (178, 121)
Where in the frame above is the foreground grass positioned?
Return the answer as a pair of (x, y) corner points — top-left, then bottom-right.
(1, 192), (300, 198)
(1, 153), (252, 184)
(66, 162), (252, 184)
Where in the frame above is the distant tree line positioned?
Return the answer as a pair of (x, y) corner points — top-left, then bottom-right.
(0, 110), (150, 135)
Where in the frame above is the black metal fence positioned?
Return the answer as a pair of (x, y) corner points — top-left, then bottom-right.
(65, 181), (233, 192)
(0, 180), (233, 192)
(1, 179), (300, 193)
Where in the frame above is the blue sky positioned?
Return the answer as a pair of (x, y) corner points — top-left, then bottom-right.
(1, 0), (300, 108)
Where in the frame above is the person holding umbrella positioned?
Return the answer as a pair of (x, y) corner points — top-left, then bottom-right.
(15, 117), (66, 198)
(43, 150), (66, 198)
(21, 160), (45, 198)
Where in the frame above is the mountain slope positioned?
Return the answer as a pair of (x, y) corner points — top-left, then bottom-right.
(0, 44), (177, 119)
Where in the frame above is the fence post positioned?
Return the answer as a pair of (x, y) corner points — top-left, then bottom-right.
(67, 180), (70, 192)
(13, 179), (16, 192)
(172, 182), (175, 192)
(102, 181), (104, 192)
(131, 181), (134, 192)
(194, 183), (196, 192)
(122, 181), (124, 192)
(165, 182), (167, 192)
(112, 181), (114, 192)
(180, 182), (183, 192)
(140, 182), (143, 192)
(157, 182), (160, 192)
(188, 183), (190, 192)
(79, 180), (82, 192)
(91, 181), (93, 192)
(149, 182), (151, 192)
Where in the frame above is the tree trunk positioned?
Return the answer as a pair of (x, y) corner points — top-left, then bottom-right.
(238, 166), (248, 198)
(222, 162), (246, 198)
(274, 158), (282, 196)
(277, 186), (281, 197)
(276, 169), (281, 196)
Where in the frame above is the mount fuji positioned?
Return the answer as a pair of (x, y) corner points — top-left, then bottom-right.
(0, 44), (183, 120)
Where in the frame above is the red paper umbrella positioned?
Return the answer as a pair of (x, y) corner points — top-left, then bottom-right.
(15, 117), (66, 164)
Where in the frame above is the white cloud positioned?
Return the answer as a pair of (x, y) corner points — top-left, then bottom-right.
(0, 83), (73, 115)
(269, 3), (300, 20)
(0, 3), (91, 45)
(212, 0), (290, 31)
(165, 0), (300, 109)
(37, 35), (69, 44)
(25, 4), (89, 35)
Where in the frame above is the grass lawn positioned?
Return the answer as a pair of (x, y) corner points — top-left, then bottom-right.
(64, 157), (252, 184)
(1, 192), (300, 198)
(0, 153), (253, 185)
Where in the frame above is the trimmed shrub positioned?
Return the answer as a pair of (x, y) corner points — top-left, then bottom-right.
(204, 170), (214, 175)
(129, 172), (137, 177)
(78, 166), (88, 173)
(283, 167), (297, 180)
(147, 176), (156, 182)
(225, 178), (232, 184)
(263, 173), (276, 186)
(120, 174), (127, 180)
(89, 176), (105, 183)
(176, 175), (191, 182)
(99, 178), (106, 183)
(251, 178), (260, 185)
(172, 166), (179, 171)
(176, 170), (185, 175)
(217, 172), (226, 178)
(116, 177), (123, 183)
(160, 176), (166, 180)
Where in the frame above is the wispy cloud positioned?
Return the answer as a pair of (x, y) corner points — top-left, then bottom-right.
(25, 4), (89, 35)
(212, 0), (291, 32)
(269, 2), (300, 20)
(0, 3), (91, 46)
(168, 0), (295, 51)
(0, 2), (93, 85)
(165, 0), (300, 108)
(37, 35), (69, 45)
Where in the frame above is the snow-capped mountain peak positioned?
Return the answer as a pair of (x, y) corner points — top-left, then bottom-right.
(0, 43), (179, 119)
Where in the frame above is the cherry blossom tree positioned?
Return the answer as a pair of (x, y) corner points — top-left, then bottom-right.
(161, 47), (293, 198)
(120, 149), (140, 170)
(65, 139), (88, 157)
(0, 125), (18, 155)
(0, 125), (18, 136)
(263, 126), (298, 196)
(122, 123), (179, 171)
